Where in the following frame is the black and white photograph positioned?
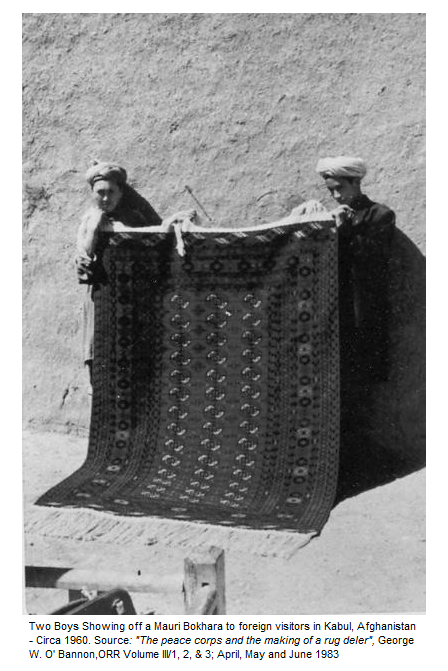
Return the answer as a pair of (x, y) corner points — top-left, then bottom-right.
(22, 11), (425, 623)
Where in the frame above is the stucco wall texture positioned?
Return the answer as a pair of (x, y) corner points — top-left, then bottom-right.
(23, 13), (425, 465)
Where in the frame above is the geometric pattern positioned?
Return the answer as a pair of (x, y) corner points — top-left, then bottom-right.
(37, 221), (339, 533)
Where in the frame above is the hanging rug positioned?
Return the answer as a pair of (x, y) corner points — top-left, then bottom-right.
(32, 214), (339, 554)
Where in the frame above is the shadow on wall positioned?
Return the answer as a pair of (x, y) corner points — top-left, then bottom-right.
(335, 228), (426, 504)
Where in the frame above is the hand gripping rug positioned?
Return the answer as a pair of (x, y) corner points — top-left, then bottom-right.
(31, 213), (339, 556)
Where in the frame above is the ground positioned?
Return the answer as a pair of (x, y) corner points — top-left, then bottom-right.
(24, 430), (425, 615)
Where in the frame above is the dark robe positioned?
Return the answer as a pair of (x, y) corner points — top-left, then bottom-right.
(336, 194), (396, 500)
(338, 194), (396, 384)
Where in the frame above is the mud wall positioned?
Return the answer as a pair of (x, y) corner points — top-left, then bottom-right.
(23, 13), (425, 458)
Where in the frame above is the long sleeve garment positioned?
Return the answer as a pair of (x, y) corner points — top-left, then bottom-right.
(338, 194), (396, 383)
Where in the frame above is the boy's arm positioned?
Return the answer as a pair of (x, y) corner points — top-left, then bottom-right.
(76, 209), (107, 282)
(77, 208), (107, 256)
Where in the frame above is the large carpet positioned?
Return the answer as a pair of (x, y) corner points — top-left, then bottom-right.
(36, 217), (339, 540)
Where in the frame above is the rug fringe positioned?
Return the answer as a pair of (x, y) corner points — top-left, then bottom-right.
(25, 506), (315, 559)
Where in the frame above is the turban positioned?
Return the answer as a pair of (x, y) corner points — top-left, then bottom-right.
(316, 156), (367, 180)
(85, 160), (127, 187)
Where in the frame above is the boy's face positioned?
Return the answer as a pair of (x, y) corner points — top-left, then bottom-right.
(325, 177), (360, 207)
(92, 179), (122, 213)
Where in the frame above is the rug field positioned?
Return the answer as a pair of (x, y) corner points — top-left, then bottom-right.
(37, 220), (339, 538)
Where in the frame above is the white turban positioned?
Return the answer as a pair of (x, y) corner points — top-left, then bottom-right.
(316, 156), (367, 180)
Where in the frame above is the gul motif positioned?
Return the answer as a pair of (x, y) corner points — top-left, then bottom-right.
(142, 293), (192, 499)
(40, 224), (340, 534)
(182, 292), (231, 504)
(285, 256), (314, 507)
(221, 292), (263, 514)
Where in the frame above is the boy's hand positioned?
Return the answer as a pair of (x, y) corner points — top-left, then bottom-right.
(330, 205), (354, 227)
(75, 254), (96, 283)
